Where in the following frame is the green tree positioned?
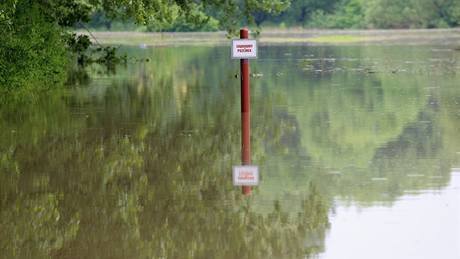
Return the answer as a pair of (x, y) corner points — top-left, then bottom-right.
(0, 1), (69, 102)
(254, 0), (339, 26)
(364, 0), (460, 28)
(307, 0), (365, 28)
(255, 0), (460, 29)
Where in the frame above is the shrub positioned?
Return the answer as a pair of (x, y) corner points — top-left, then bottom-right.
(0, 2), (68, 103)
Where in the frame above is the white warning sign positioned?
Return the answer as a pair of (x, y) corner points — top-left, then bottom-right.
(231, 39), (258, 59)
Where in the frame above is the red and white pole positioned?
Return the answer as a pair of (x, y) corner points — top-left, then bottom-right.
(240, 28), (251, 196)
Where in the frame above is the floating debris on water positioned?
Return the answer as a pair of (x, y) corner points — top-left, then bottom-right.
(341, 58), (358, 62)
(429, 58), (447, 62)
(364, 68), (376, 74)
(431, 48), (453, 52)
(403, 190), (421, 194)
(407, 174), (425, 177)
(371, 177), (387, 181)
(427, 175), (443, 179)
(301, 58), (320, 62)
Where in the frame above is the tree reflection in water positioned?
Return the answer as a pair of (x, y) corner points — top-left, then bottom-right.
(1, 45), (459, 258)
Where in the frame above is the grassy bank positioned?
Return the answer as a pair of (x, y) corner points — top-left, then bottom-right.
(83, 28), (460, 47)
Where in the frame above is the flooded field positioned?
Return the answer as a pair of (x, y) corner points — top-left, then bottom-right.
(88, 28), (460, 46)
(1, 43), (460, 258)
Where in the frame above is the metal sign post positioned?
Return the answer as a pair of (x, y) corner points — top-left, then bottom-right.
(231, 28), (258, 196)
(240, 28), (251, 195)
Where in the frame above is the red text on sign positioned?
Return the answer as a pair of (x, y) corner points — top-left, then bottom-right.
(238, 171), (255, 180)
(236, 44), (254, 53)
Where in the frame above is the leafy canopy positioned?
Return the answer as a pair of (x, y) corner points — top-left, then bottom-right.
(1, 0), (290, 31)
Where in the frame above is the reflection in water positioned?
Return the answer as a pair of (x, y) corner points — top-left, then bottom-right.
(0, 45), (459, 258)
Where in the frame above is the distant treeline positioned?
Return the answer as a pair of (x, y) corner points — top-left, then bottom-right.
(258, 0), (460, 29)
(86, 0), (460, 31)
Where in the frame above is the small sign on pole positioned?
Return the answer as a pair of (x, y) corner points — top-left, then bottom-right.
(233, 165), (259, 186)
(232, 39), (257, 59)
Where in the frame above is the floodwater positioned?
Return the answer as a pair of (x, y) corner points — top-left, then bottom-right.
(1, 45), (459, 258)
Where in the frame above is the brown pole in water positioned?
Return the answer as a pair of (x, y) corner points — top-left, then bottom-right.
(240, 28), (251, 196)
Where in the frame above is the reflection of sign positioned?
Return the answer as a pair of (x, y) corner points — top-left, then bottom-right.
(232, 40), (257, 59)
(233, 165), (259, 186)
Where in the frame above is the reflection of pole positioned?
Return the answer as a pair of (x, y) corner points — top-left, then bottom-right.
(240, 28), (251, 196)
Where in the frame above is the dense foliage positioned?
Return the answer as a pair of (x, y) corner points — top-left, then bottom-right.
(87, 0), (460, 30)
(0, 1), (68, 102)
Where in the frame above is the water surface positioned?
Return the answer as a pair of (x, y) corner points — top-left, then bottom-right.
(1, 45), (459, 258)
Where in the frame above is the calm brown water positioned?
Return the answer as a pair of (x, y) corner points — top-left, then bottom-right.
(1, 45), (459, 258)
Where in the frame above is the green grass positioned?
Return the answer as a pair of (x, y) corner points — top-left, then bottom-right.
(307, 35), (365, 43)
(83, 28), (460, 46)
